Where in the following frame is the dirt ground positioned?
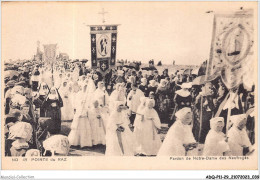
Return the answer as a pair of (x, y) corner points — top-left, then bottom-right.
(60, 120), (171, 156)
(60, 120), (204, 156)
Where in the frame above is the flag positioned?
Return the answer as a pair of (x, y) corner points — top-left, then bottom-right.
(90, 25), (119, 74)
(206, 9), (254, 89)
(43, 44), (57, 65)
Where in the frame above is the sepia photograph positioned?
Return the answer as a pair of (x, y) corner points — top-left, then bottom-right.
(1, 1), (258, 171)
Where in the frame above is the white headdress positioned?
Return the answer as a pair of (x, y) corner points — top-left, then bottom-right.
(230, 114), (247, 127)
(175, 107), (192, 122)
(210, 117), (224, 129)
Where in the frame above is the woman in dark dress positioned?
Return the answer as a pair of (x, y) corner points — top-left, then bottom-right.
(38, 82), (49, 117)
(139, 78), (149, 97)
(41, 87), (63, 134)
(160, 69), (169, 80)
(147, 80), (157, 95)
(155, 79), (171, 124)
(169, 82), (192, 126)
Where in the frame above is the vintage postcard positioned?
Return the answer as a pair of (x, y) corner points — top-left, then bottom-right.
(1, 1), (258, 170)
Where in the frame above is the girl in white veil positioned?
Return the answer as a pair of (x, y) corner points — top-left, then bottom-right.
(82, 76), (97, 110)
(109, 83), (127, 112)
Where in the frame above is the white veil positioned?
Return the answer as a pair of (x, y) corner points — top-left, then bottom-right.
(75, 77), (96, 117)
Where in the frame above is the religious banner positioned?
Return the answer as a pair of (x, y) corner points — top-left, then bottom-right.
(89, 25), (119, 74)
(206, 9), (254, 89)
(43, 44), (57, 65)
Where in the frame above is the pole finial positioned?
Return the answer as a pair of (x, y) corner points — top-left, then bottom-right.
(98, 8), (108, 23)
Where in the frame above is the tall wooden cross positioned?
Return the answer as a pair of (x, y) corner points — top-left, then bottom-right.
(98, 8), (108, 23)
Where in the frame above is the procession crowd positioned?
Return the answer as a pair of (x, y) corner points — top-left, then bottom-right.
(4, 59), (255, 157)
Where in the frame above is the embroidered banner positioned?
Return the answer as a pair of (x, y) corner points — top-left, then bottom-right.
(206, 9), (254, 89)
(89, 25), (119, 74)
(43, 44), (57, 65)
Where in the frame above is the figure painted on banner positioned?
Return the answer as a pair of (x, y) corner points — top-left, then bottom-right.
(127, 83), (145, 125)
(100, 37), (108, 55)
(41, 87), (63, 134)
(203, 117), (230, 156)
(158, 108), (198, 156)
(228, 114), (254, 156)
(138, 99), (162, 156)
(88, 100), (106, 146)
(105, 101), (134, 156)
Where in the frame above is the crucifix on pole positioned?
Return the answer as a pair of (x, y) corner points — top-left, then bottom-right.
(98, 8), (108, 23)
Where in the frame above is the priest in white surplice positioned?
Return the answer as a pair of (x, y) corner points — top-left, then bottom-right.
(127, 83), (145, 125)
(93, 81), (110, 108)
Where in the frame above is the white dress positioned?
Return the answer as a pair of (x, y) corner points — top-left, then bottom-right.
(133, 106), (145, 154)
(68, 108), (93, 147)
(88, 107), (106, 145)
(59, 87), (73, 121)
(105, 110), (134, 156)
(93, 88), (110, 107)
(157, 120), (196, 156)
(203, 130), (230, 156)
(228, 127), (252, 156)
(138, 108), (162, 155)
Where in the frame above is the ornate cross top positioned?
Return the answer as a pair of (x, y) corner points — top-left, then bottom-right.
(98, 8), (108, 23)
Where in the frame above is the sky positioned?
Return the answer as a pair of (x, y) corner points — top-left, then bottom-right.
(2, 1), (256, 65)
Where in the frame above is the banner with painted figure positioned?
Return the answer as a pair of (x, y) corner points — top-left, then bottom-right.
(206, 9), (254, 89)
(90, 25), (118, 74)
(43, 44), (57, 65)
